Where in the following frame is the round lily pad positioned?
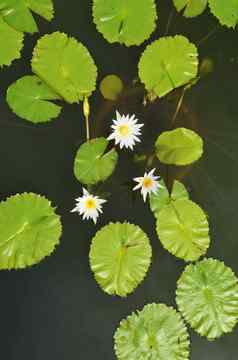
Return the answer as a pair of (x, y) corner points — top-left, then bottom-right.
(208, 0), (238, 28)
(0, 193), (62, 269)
(173, 0), (208, 18)
(31, 32), (98, 104)
(156, 199), (210, 262)
(155, 127), (203, 166)
(93, 0), (158, 46)
(74, 137), (118, 185)
(7, 75), (62, 123)
(138, 35), (198, 98)
(114, 303), (190, 360)
(176, 258), (238, 339)
(89, 222), (152, 297)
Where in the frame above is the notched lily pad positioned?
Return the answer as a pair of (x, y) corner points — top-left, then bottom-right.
(176, 258), (238, 339)
(114, 303), (190, 360)
(156, 199), (210, 261)
(93, 0), (158, 46)
(0, 192), (62, 269)
(7, 75), (62, 123)
(155, 127), (203, 166)
(208, 0), (238, 28)
(74, 137), (118, 185)
(89, 222), (152, 297)
(31, 32), (98, 104)
(173, 0), (208, 18)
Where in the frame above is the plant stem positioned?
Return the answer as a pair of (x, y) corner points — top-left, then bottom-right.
(171, 88), (186, 127)
(198, 25), (220, 46)
(165, 9), (174, 35)
(85, 115), (90, 141)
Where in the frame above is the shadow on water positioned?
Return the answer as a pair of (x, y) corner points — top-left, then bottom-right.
(0, 1), (237, 359)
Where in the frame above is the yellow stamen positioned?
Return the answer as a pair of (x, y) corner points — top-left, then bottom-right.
(118, 124), (130, 136)
(85, 198), (96, 209)
(143, 177), (153, 189)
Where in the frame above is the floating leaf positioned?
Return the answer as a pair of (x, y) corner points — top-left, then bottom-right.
(138, 35), (198, 98)
(208, 0), (238, 28)
(7, 75), (62, 123)
(74, 138), (118, 185)
(173, 0), (208, 17)
(0, 193), (62, 269)
(93, 0), (158, 46)
(155, 128), (203, 166)
(100, 74), (123, 100)
(176, 258), (238, 339)
(0, 0), (54, 34)
(150, 179), (189, 216)
(31, 32), (98, 104)
(0, 16), (24, 67)
(114, 303), (190, 360)
(156, 199), (210, 261)
(89, 222), (152, 297)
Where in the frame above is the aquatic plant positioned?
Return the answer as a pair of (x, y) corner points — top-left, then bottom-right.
(1, 0), (238, 359)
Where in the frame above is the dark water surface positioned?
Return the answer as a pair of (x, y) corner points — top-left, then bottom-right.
(0, 1), (237, 359)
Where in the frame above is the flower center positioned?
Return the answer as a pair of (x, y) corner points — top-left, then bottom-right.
(143, 177), (153, 189)
(85, 198), (96, 210)
(118, 124), (130, 137)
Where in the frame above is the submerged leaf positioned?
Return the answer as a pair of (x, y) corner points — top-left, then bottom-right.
(93, 0), (158, 46)
(7, 75), (62, 123)
(138, 35), (198, 98)
(114, 303), (190, 360)
(31, 32), (98, 104)
(155, 127), (203, 165)
(0, 16), (24, 67)
(156, 199), (210, 261)
(89, 222), (152, 297)
(0, 193), (62, 269)
(176, 258), (238, 339)
(0, 0), (54, 34)
(208, 0), (238, 28)
(150, 179), (189, 216)
(173, 0), (208, 17)
(100, 74), (123, 100)
(74, 138), (118, 185)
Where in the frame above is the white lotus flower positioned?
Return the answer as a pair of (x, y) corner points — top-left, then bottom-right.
(133, 168), (162, 202)
(107, 110), (143, 150)
(71, 188), (106, 224)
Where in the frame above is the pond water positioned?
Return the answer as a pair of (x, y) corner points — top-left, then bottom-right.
(0, 1), (237, 359)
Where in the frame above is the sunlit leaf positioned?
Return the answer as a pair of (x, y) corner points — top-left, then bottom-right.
(114, 303), (190, 360)
(0, 0), (54, 34)
(100, 74), (123, 100)
(150, 179), (189, 216)
(74, 137), (118, 185)
(31, 32), (98, 104)
(173, 0), (208, 17)
(156, 199), (210, 261)
(7, 75), (62, 123)
(155, 127), (203, 166)
(208, 0), (238, 28)
(176, 258), (238, 339)
(138, 35), (198, 98)
(0, 16), (24, 67)
(89, 222), (152, 297)
(0, 193), (62, 269)
(93, 0), (158, 46)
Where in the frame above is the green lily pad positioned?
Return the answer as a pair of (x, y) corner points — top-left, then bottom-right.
(138, 35), (198, 98)
(114, 303), (190, 360)
(7, 75), (62, 123)
(0, 193), (62, 269)
(155, 127), (203, 166)
(156, 199), (210, 262)
(0, 0), (54, 34)
(74, 137), (118, 185)
(150, 179), (189, 216)
(208, 0), (238, 28)
(176, 258), (238, 339)
(173, 0), (208, 17)
(31, 32), (98, 104)
(93, 0), (158, 46)
(89, 222), (152, 297)
(0, 16), (24, 67)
